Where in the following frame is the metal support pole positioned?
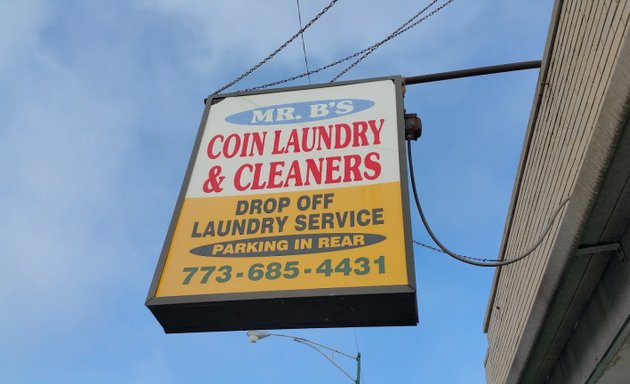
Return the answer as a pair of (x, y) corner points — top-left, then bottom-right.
(356, 352), (361, 384)
(404, 60), (541, 85)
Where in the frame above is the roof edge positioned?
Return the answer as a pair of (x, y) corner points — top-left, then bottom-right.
(483, 0), (566, 333)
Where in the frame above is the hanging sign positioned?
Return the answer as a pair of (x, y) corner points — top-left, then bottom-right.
(146, 76), (417, 332)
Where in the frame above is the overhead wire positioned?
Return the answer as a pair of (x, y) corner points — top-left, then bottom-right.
(212, 0), (339, 94)
(407, 140), (571, 267)
(296, 0), (312, 85)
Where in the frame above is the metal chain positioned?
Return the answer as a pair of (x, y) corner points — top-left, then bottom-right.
(237, 0), (451, 93)
(241, 48), (370, 92)
(329, 0), (440, 82)
(212, 0), (339, 95)
(412, 239), (494, 264)
(331, 0), (455, 82)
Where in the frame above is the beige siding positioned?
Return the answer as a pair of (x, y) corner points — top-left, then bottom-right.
(484, 1), (630, 383)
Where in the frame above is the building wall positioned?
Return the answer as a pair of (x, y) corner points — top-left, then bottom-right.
(484, 1), (630, 383)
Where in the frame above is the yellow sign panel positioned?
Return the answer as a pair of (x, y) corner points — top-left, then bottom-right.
(147, 77), (416, 332)
(156, 182), (407, 296)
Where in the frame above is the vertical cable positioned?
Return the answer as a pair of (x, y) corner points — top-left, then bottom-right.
(296, 0), (312, 84)
(213, 0), (338, 94)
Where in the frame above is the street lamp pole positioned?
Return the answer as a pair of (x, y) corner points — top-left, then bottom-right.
(246, 331), (361, 384)
(356, 352), (361, 384)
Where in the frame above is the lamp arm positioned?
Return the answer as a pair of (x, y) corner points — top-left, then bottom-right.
(252, 332), (360, 383)
(292, 338), (357, 383)
(292, 336), (357, 360)
(266, 333), (357, 360)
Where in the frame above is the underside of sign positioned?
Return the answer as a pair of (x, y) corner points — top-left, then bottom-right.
(149, 289), (417, 333)
(146, 76), (418, 333)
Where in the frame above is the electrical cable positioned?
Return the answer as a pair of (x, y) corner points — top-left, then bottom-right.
(212, 0), (339, 94)
(238, 0), (452, 92)
(406, 140), (571, 267)
(296, 0), (312, 85)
